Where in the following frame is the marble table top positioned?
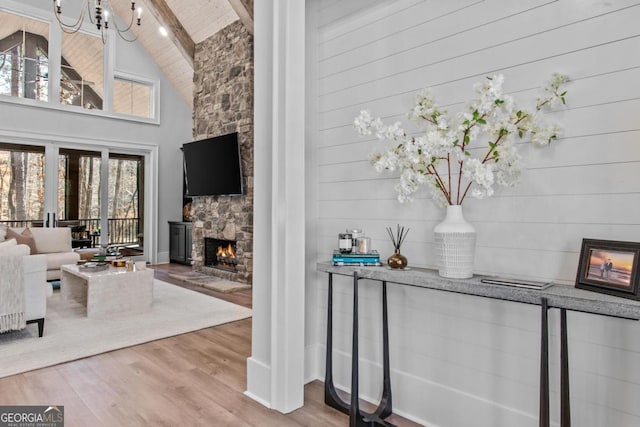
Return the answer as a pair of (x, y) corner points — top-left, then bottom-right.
(317, 262), (640, 320)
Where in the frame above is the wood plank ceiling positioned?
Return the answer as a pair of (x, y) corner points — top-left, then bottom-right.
(110, 0), (243, 108)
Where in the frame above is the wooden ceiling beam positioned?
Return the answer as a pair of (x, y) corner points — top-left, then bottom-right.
(145, 0), (195, 68)
(227, 0), (253, 34)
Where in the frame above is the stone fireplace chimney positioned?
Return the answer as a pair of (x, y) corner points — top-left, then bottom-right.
(190, 20), (254, 285)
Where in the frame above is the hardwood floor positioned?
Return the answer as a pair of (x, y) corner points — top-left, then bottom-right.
(0, 263), (421, 426)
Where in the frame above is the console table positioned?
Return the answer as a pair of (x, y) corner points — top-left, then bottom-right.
(317, 262), (640, 427)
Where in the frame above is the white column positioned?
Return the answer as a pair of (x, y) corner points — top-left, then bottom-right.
(246, 0), (306, 413)
(100, 149), (109, 246)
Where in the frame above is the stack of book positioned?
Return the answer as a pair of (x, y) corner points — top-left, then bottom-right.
(332, 250), (381, 266)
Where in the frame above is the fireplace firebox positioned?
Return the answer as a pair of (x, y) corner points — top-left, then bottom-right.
(204, 237), (238, 272)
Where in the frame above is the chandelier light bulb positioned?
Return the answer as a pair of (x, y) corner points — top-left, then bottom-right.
(52, 0), (143, 43)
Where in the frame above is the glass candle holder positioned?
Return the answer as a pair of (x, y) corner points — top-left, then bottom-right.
(338, 233), (352, 253)
(357, 236), (371, 253)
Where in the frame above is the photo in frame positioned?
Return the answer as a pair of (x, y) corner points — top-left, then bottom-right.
(575, 238), (640, 300)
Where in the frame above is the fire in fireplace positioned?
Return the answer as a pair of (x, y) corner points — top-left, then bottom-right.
(205, 237), (238, 272)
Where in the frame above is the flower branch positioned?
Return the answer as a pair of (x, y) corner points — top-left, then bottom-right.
(354, 73), (569, 206)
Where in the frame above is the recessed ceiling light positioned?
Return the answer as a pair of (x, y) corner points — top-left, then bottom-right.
(159, 26), (168, 37)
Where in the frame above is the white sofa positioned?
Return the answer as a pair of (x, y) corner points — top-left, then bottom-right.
(9, 227), (80, 281)
(0, 240), (49, 337)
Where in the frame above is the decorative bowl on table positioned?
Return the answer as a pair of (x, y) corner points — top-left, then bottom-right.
(111, 259), (126, 268)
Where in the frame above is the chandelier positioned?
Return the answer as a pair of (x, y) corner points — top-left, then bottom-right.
(53, 0), (143, 43)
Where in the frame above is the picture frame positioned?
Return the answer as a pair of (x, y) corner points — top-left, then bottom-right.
(575, 238), (640, 300)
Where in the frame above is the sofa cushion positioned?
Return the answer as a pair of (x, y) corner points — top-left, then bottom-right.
(0, 238), (17, 253)
(5, 228), (37, 254)
(45, 251), (80, 272)
(29, 227), (73, 253)
(0, 241), (30, 257)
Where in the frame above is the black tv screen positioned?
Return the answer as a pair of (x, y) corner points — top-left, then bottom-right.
(183, 133), (243, 196)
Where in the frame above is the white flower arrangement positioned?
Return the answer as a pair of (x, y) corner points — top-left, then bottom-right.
(354, 74), (569, 206)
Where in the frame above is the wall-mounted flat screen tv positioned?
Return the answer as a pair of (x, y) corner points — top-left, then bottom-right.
(183, 132), (243, 196)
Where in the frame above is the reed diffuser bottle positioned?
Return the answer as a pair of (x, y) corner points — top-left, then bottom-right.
(387, 224), (409, 269)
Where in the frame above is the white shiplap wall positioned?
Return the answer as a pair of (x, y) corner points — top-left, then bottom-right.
(306, 0), (640, 426)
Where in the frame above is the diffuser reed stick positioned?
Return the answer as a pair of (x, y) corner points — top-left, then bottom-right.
(386, 224), (409, 251)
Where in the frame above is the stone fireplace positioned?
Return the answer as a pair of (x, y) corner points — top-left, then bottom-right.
(190, 20), (254, 285)
(190, 195), (253, 284)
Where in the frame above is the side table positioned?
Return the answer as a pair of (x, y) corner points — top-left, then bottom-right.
(318, 263), (640, 427)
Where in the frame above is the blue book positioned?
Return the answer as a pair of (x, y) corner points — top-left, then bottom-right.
(333, 250), (379, 258)
(332, 260), (382, 266)
(332, 256), (381, 263)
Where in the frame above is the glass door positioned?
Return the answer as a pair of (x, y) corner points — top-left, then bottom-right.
(56, 148), (102, 248)
(1, 143), (145, 256)
(0, 143), (45, 228)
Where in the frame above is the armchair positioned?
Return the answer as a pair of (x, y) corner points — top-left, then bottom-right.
(0, 241), (49, 337)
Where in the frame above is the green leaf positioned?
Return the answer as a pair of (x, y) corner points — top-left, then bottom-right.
(516, 110), (523, 118)
(463, 135), (470, 144)
(452, 139), (459, 146)
(518, 130), (524, 138)
(472, 110), (479, 120)
(464, 150), (470, 156)
(477, 118), (487, 125)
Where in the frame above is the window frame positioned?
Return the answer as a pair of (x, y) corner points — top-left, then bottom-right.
(111, 71), (160, 122)
(0, 3), (161, 125)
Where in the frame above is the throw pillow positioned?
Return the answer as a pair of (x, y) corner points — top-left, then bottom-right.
(0, 224), (6, 241)
(5, 228), (38, 255)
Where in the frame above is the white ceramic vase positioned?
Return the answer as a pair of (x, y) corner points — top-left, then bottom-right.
(433, 205), (476, 279)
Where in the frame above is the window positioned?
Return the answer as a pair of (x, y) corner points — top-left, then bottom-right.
(0, 9), (158, 121)
(0, 143), (45, 226)
(60, 30), (103, 110)
(108, 154), (143, 244)
(0, 11), (49, 102)
(113, 77), (152, 118)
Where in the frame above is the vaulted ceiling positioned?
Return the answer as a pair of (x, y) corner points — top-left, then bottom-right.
(110, 0), (253, 108)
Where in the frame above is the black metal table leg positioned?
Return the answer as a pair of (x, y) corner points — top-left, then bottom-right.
(324, 272), (395, 426)
(560, 308), (571, 427)
(374, 281), (393, 420)
(325, 273), (350, 414)
(350, 271), (363, 426)
(540, 298), (549, 427)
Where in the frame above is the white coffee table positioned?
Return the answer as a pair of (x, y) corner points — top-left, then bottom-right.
(61, 264), (154, 317)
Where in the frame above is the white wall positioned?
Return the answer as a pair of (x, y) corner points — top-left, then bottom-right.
(306, 0), (640, 426)
(0, 0), (192, 263)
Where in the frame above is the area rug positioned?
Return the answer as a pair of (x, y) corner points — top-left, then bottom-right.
(0, 279), (252, 378)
